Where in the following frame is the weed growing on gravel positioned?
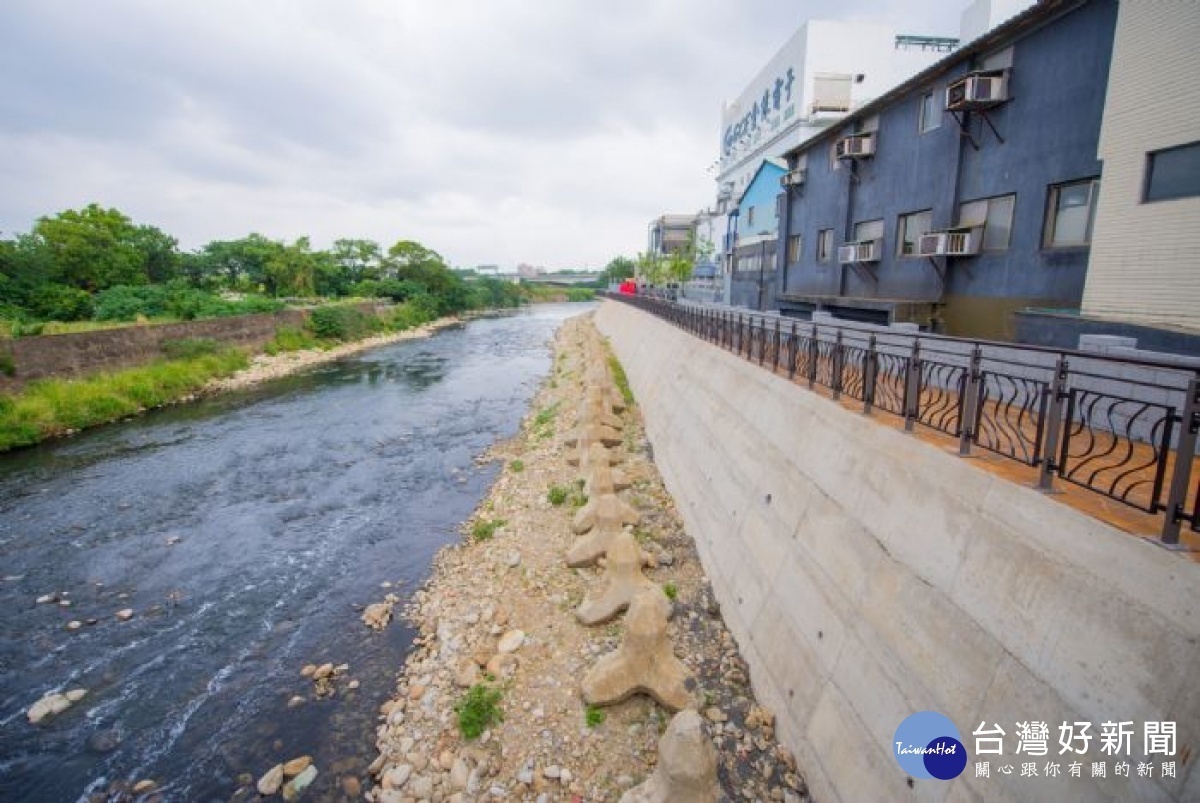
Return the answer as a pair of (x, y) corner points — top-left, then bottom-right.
(531, 401), (559, 440)
(547, 484), (569, 506)
(663, 582), (678, 601)
(608, 354), (634, 406)
(455, 684), (503, 740)
(471, 518), (506, 541)
(568, 478), (588, 508)
(585, 705), (606, 728)
(509, 459), (524, 473)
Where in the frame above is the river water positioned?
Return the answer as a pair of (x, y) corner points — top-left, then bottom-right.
(0, 304), (591, 802)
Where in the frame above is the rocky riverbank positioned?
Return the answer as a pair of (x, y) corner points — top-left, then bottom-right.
(351, 314), (808, 802)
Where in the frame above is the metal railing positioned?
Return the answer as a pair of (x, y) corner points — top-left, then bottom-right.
(603, 293), (1200, 545)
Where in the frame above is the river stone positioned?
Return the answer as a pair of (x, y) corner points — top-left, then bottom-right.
(497, 629), (525, 653)
(411, 775), (434, 798)
(65, 688), (87, 703)
(450, 757), (470, 790)
(257, 764), (284, 796)
(282, 765), (317, 801)
(27, 692), (72, 724)
(341, 776), (362, 797)
(115, 608), (134, 621)
(132, 780), (157, 794)
(283, 756), (311, 777)
(384, 764), (412, 790)
(313, 663), (334, 680)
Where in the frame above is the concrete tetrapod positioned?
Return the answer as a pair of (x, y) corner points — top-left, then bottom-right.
(565, 422), (623, 451)
(618, 709), (719, 803)
(581, 589), (693, 712)
(566, 523), (623, 568)
(584, 457), (630, 497)
(573, 493), (639, 535)
(575, 397), (622, 431)
(586, 384), (627, 415)
(567, 441), (624, 469)
(576, 531), (670, 625)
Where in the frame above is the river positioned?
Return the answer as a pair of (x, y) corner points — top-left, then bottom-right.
(0, 303), (592, 802)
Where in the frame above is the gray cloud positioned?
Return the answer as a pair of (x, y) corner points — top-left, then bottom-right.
(0, 0), (965, 267)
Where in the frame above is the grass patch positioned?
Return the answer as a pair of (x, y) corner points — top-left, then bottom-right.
(608, 354), (634, 407)
(662, 582), (678, 601)
(585, 705), (607, 728)
(265, 325), (321, 355)
(160, 338), (219, 360)
(0, 348), (249, 452)
(509, 459), (524, 473)
(547, 484), (569, 506)
(471, 518), (506, 542)
(455, 683), (504, 740)
(569, 478), (588, 508)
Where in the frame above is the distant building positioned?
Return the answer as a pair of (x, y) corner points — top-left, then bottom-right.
(775, 0), (1119, 340)
(646, 214), (697, 259)
(516, 263), (545, 279)
(728, 160), (787, 310)
(474, 264), (502, 276)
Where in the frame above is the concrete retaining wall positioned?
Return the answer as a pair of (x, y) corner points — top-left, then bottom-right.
(595, 300), (1200, 803)
(0, 303), (388, 392)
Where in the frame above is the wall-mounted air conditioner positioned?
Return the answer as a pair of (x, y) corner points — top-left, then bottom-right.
(945, 71), (1008, 111)
(780, 168), (807, 188)
(835, 133), (875, 160)
(838, 239), (881, 264)
(918, 228), (980, 257)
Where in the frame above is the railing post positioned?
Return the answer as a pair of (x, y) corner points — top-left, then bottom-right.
(1162, 375), (1200, 544)
(772, 320), (781, 372)
(1037, 356), (1070, 492)
(958, 345), (984, 456)
(758, 318), (766, 366)
(903, 340), (921, 432)
(806, 324), (819, 389)
(864, 334), (878, 415)
(832, 329), (845, 400)
(788, 322), (799, 380)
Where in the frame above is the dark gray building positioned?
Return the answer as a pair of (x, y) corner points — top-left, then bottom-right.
(776, 0), (1118, 341)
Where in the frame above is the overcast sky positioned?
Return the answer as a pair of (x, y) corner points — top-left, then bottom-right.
(0, 1), (967, 270)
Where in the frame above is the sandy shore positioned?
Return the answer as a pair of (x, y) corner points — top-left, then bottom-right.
(348, 314), (807, 802)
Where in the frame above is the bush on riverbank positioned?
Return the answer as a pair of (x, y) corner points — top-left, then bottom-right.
(0, 348), (249, 452)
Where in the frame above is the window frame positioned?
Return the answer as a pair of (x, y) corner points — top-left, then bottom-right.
(817, 229), (834, 263)
(786, 234), (802, 264)
(918, 91), (940, 134)
(957, 193), (1016, 251)
(1043, 178), (1100, 248)
(853, 218), (884, 244)
(897, 209), (933, 257)
(1143, 141), (1200, 203)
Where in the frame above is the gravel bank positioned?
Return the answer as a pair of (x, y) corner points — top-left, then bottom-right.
(357, 314), (810, 803)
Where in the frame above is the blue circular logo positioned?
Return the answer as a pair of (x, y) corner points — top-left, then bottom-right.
(893, 711), (967, 780)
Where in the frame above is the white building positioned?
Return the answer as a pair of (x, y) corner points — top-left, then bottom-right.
(710, 19), (959, 293)
(1080, 0), (1200, 333)
(715, 20), (957, 206)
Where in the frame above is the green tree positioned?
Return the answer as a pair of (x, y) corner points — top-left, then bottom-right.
(198, 234), (280, 291)
(34, 204), (146, 292)
(601, 256), (636, 285)
(331, 238), (383, 285)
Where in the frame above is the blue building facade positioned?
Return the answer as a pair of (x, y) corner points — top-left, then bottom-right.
(776, 0), (1117, 339)
(730, 160), (786, 310)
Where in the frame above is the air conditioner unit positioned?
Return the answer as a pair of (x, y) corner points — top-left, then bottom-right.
(838, 239), (881, 264)
(945, 71), (1008, 111)
(779, 168), (807, 188)
(835, 133), (875, 160)
(918, 229), (980, 257)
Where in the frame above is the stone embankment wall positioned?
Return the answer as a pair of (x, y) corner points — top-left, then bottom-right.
(594, 300), (1200, 803)
(0, 303), (387, 392)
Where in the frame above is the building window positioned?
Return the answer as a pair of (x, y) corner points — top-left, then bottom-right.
(817, 229), (834, 262)
(853, 219), (884, 243)
(747, 206), (756, 228)
(787, 234), (802, 264)
(1144, 141), (1200, 203)
(897, 210), (933, 256)
(958, 194), (1015, 251)
(1044, 179), (1099, 247)
(919, 92), (940, 133)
